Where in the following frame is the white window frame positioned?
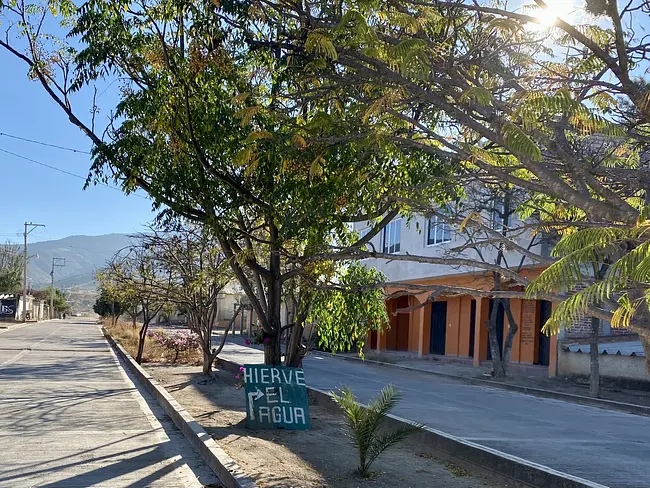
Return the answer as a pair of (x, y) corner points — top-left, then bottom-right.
(382, 219), (402, 254)
(426, 214), (452, 246)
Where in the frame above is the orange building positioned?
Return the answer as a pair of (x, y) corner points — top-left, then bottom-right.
(356, 213), (559, 376)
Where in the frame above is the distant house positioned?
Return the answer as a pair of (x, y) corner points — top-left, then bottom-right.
(0, 293), (50, 321)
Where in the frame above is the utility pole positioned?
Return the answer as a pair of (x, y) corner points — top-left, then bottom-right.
(23, 222), (45, 322)
(50, 257), (65, 320)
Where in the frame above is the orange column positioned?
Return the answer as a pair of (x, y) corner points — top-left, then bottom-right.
(445, 297), (461, 356)
(458, 296), (473, 358)
(423, 300), (431, 355)
(409, 294), (428, 356)
(519, 299), (538, 363)
(473, 297), (489, 366)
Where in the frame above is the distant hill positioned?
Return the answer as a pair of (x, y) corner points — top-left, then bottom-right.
(27, 234), (132, 290)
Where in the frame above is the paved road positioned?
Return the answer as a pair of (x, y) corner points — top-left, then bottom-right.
(219, 339), (650, 488)
(0, 319), (219, 488)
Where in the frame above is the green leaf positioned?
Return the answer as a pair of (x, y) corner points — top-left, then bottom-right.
(305, 31), (338, 60)
(459, 86), (492, 105)
(501, 122), (542, 161)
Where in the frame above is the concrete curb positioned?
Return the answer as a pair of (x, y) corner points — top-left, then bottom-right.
(214, 356), (608, 488)
(103, 330), (258, 488)
(319, 352), (650, 417)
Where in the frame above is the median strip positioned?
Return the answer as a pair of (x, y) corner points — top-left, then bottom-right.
(215, 355), (609, 488)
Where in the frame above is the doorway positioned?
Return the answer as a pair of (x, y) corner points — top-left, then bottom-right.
(469, 299), (476, 357)
(430, 301), (447, 355)
(386, 296), (409, 351)
(369, 330), (378, 350)
(537, 301), (552, 366)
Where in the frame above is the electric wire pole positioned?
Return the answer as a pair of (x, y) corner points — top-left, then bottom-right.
(50, 257), (65, 319)
(23, 222), (45, 322)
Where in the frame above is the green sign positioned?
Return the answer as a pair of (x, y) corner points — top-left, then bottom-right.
(243, 364), (311, 430)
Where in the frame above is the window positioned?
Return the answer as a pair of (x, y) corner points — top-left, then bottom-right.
(383, 219), (402, 254)
(491, 198), (505, 231)
(359, 227), (371, 239)
(427, 215), (452, 246)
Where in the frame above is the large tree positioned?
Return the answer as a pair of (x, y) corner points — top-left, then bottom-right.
(0, 0), (446, 365)
(235, 0), (650, 346)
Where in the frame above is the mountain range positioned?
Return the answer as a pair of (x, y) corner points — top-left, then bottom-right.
(27, 234), (132, 290)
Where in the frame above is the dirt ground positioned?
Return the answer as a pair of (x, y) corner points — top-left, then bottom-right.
(147, 364), (508, 488)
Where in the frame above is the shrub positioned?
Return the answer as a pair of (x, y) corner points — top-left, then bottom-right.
(147, 329), (201, 362)
(332, 385), (423, 477)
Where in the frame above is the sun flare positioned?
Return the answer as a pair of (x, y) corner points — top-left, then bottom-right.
(527, 0), (578, 28)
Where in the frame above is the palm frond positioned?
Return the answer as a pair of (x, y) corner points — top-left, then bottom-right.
(334, 385), (417, 476)
(364, 424), (423, 470)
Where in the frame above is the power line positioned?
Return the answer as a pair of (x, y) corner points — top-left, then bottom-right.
(0, 132), (91, 154)
(0, 147), (149, 200)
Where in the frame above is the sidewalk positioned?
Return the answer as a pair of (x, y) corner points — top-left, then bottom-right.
(0, 319), (219, 487)
(217, 337), (650, 488)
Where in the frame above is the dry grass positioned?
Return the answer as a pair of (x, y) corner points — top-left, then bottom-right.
(445, 461), (472, 478)
(104, 321), (202, 365)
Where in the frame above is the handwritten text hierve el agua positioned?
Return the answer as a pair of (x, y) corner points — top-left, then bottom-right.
(243, 364), (311, 430)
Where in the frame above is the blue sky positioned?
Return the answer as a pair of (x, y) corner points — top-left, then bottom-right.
(0, 51), (156, 244)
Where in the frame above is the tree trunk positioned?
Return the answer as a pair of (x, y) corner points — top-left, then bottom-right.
(285, 320), (306, 367)
(486, 300), (505, 378)
(589, 316), (600, 398)
(136, 328), (147, 363)
(501, 300), (519, 376)
(201, 330), (215, 374)
(136, 316), (150, 364)
(202, 351), (216, 374)
(487, 322), (505, 378)
(264, 332), (282, 365)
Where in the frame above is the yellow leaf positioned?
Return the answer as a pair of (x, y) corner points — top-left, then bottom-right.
(234, 105), (260, 126)
(459, 211), (481, 232)
(234, 147), (256, 167)
(244, 159), (259, 177)
(245, 130), (273, 143)
(292, 134), (308, 148)
(231, 92), (250, 104)
(310, 156), (324, 179)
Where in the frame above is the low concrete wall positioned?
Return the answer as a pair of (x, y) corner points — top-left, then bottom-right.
(559, 349), (650, 382)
